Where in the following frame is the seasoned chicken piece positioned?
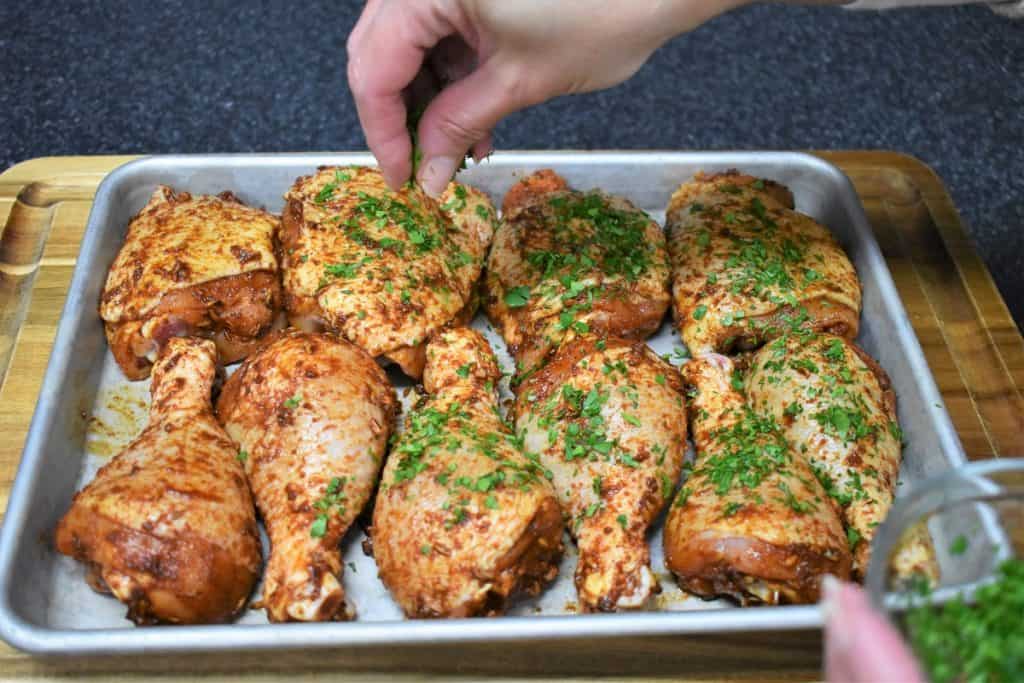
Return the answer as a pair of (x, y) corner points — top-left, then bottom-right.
(372, 328), (563, 617)
(666, 172), (861, 355)
(889, 520), (939, 584)
(515, 336), (687, 611)
(100, 187), (283, 380)
(745, 333), (905, 578)
(484, 170), (671, 374)
(55, 338), (261, 625)
(664, 354), (851, 605)
(216, 332), (397, 622)
(279, 166), (496, 378)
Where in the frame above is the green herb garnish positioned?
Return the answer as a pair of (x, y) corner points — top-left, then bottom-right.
(504, 286), (531, 308)
(905, 559), (1024, 683)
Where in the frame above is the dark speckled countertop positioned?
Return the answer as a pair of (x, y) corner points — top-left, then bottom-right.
(2, 1), (1021, 324)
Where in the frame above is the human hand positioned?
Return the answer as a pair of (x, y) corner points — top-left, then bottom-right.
(822, 576), (926, 683)
(346, 0), (748, 195)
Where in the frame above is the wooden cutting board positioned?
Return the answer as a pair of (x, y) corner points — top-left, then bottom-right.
(0, 152), (1020, 683)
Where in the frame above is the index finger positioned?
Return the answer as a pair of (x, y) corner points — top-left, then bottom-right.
(346, 1), (455, 189)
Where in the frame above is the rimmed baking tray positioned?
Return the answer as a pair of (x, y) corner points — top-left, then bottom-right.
(0, 152), (966, 655)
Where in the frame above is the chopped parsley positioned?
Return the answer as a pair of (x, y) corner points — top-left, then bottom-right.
(391, 403), (466, 483)
(309, 476), (348, 538)
(730, 369), (745, 392)
(905, 559), (1024, 683)
(283, 394), (302, 410)
(692, 305), (708, 321)
(658, 471), (674, 500)
(323, 260), (365, 279)
(504, 286), (531, 308)
(314, 169), (351, 204)
(350, 191), (443, 254)
(687, 407), (816, 514)
(813, 404), (875, 443)
(440, 185), (468, 212)
(674, 486), (692, 508)
(949, 534), (968, 556)
(723, 501), (743, 517)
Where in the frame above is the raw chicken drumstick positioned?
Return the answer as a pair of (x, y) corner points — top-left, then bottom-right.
(373, 328), (563, 617)
(663, 354), (851, 605)
(745, 333), (908, 578)
(516, 336), (688, 611)
(216, 331), (397, 621)
(55, 337), (261, 624)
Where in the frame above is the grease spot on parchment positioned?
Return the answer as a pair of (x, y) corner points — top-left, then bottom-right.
(84, 381), (149, 458)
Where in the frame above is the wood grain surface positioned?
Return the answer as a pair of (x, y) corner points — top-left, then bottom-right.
(0, 152), (1019, 682)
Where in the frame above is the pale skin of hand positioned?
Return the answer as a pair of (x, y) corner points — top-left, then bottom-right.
(822, 577), (925, 683)
(347, 0), (753, 195)
(347, 0), (850, 196)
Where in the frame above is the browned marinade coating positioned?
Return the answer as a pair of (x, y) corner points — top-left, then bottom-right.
(100, 187), (282, 379)
(664, 354), (851, 605)
(746, 333), (907, 578)
(484, 169), (671, 374)
(667, 172), (860, 355)
(516, 336), (687, 611)
(55, 338), (261, 624)
(216, 331), (397, 622)
(279, 166), (495, 378)
(372, 328), (563, 617)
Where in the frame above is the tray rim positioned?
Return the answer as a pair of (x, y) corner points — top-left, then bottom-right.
(0, 150), (966, 655)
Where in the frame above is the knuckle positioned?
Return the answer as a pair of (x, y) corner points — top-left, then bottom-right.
(346, 58), (362, 94)
(435, 115), (489, 146)
(496, 62), (544, 108)
(345, 30), (359, 58)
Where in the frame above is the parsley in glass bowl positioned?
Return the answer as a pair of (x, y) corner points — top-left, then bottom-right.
(866, 458), (1024, 683)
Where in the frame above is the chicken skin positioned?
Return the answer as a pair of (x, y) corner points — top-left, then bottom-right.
(663, 354), (851, 605)
(372, 328), (563, 617)
(279, 166), (496, 378)
(55, 337), (261, 625)
(515, 336), (687, 611)
(745, 333), (905, 578)
(100, 187), (282, 380)
(666, 172), (860, 355)
(216, 331), (397, 622)
(484, 170), (671, 375)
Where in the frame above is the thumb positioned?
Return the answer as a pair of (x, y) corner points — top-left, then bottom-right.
(414, 60), (536, 196)
(822, 576), (926, 683)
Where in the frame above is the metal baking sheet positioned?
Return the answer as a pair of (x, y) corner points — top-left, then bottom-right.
(0, 152), (966, 655)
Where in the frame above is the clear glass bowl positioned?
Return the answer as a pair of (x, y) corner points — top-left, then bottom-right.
(866, 458), (1024, 681)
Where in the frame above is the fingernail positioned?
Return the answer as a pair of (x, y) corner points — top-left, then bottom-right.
(381, 167), (407, 192)
(473, 142), (493, 163)
(418, 155), (459, 198)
